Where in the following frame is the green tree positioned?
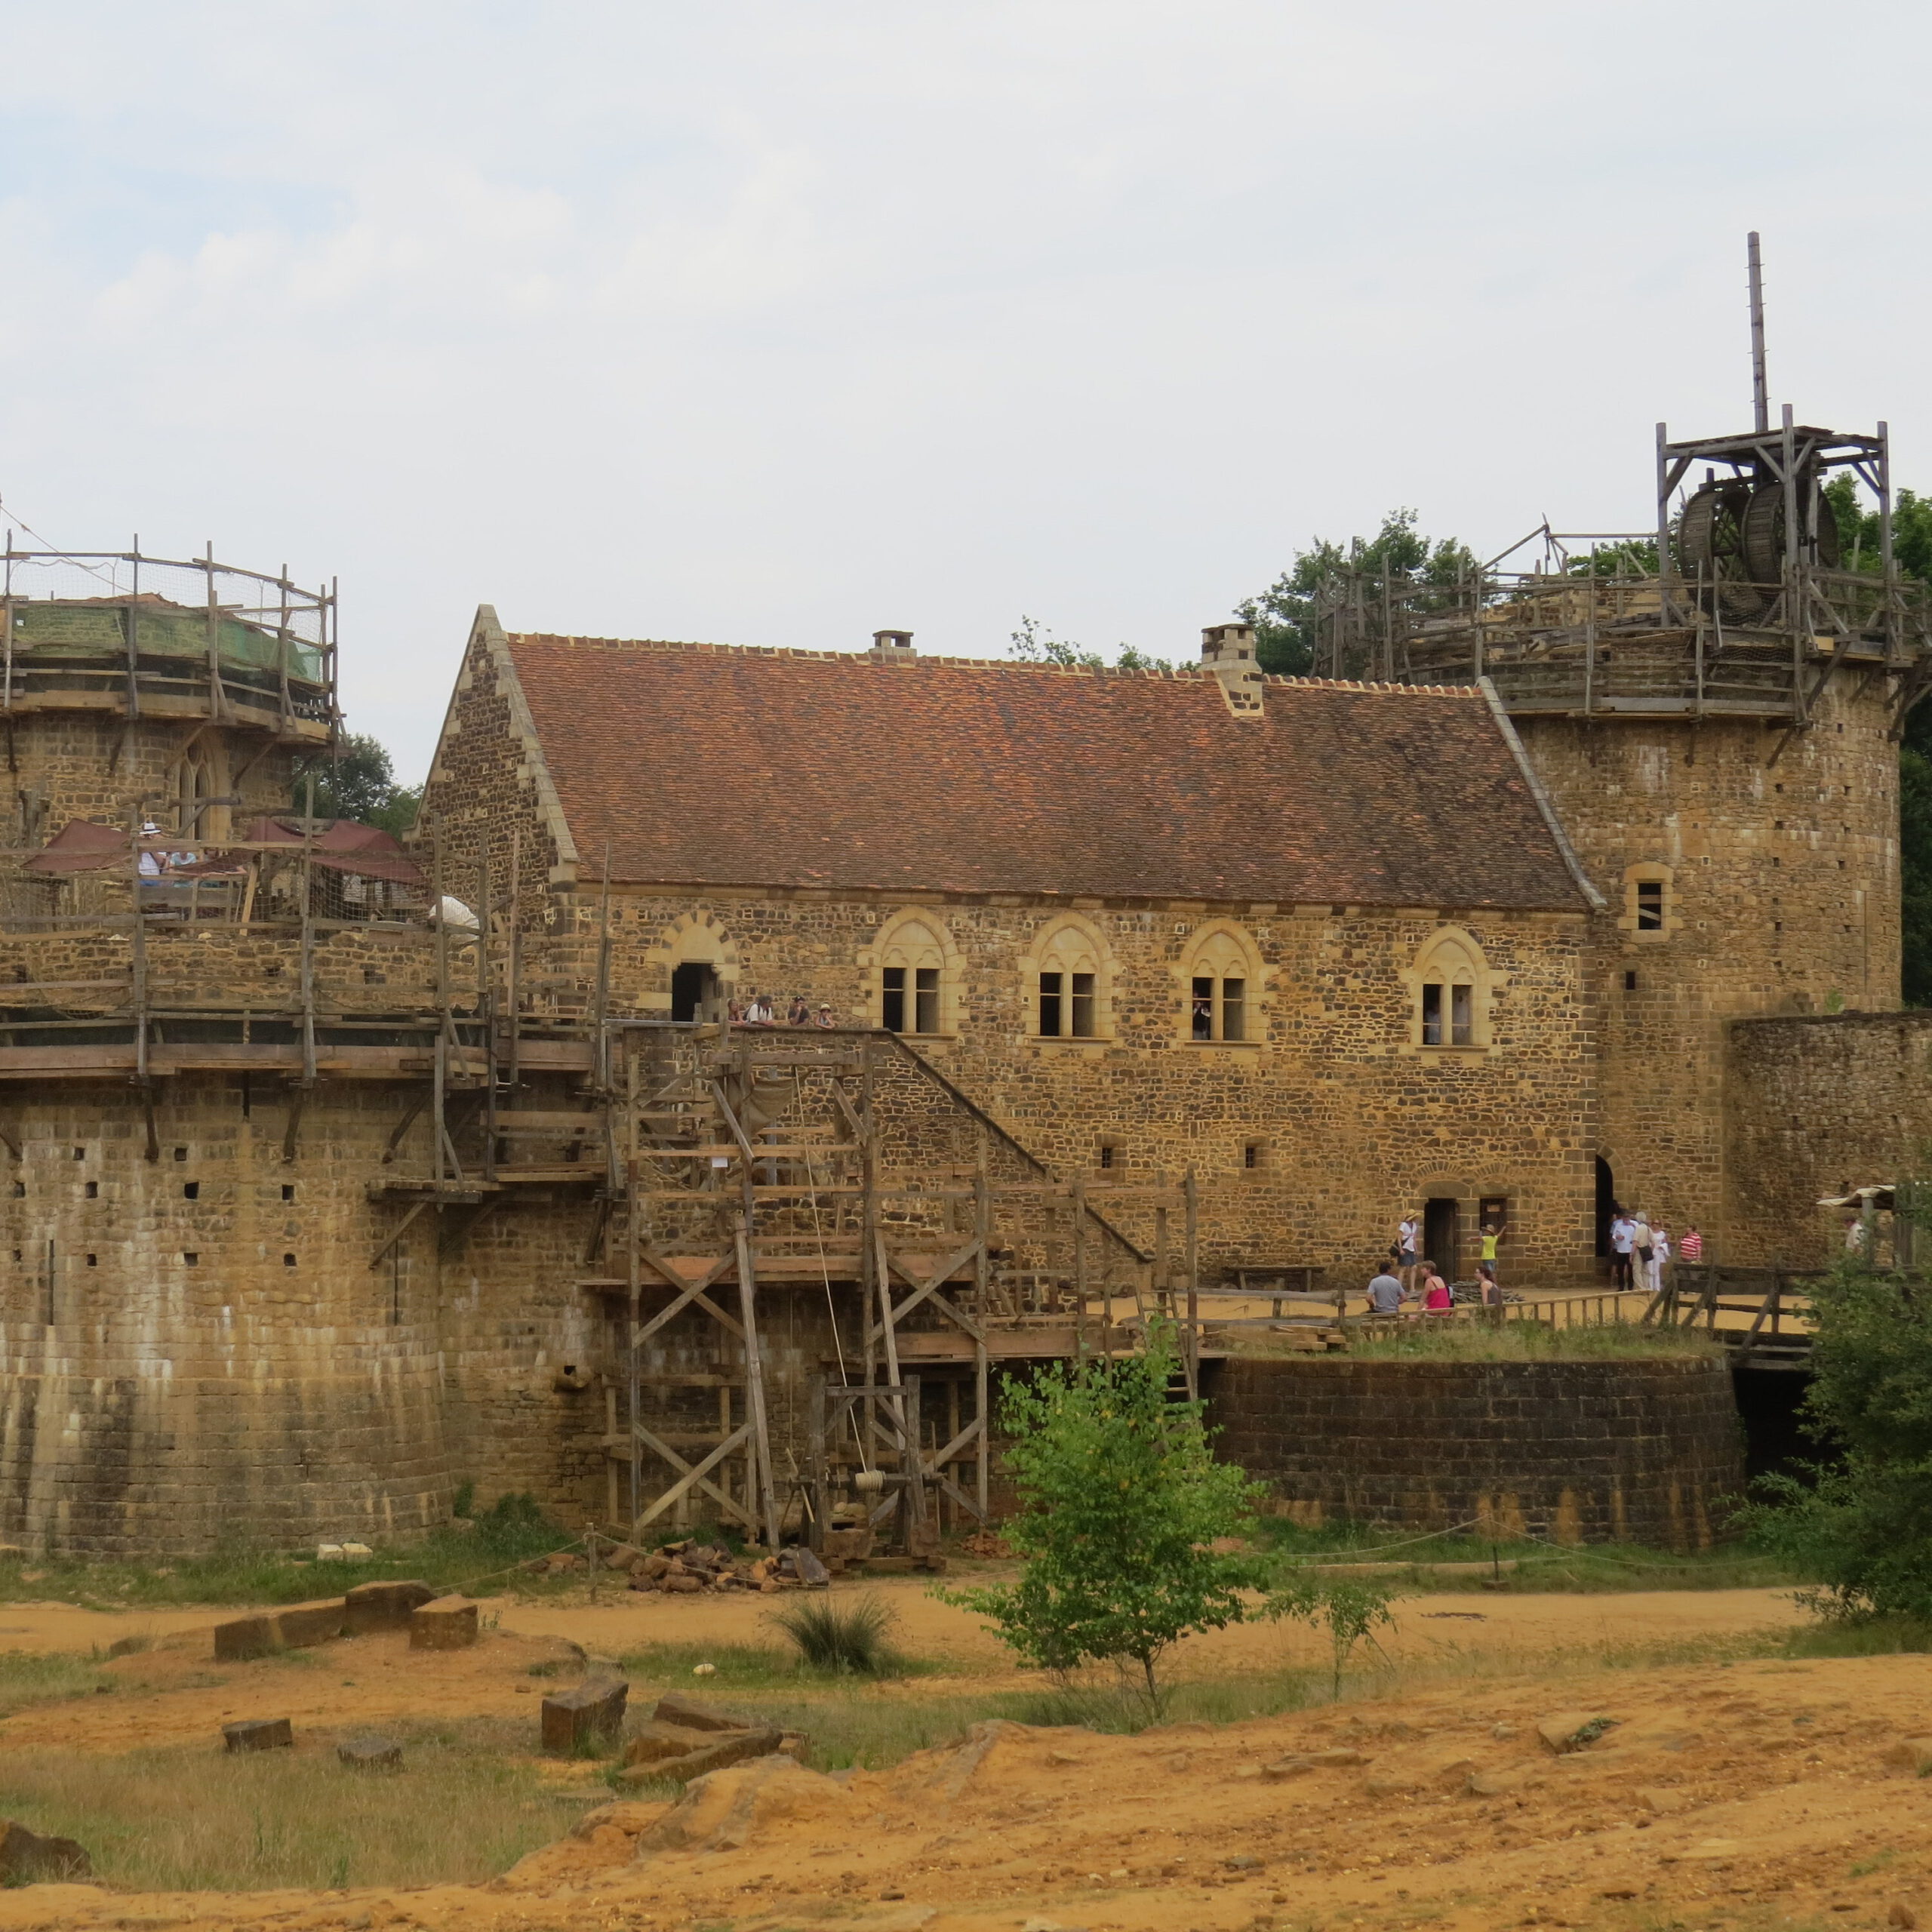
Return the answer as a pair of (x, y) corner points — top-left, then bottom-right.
(1741, 1251), (1932, 1620)
(1235, 508), (1482, 677)
(1823, 474), (1932, 1003)
(1266, 1570), (1402, 1696)
(940, 1328), (1263, 1717)
(288, 734), (421, 837)
(1008, 616), (1164, 673)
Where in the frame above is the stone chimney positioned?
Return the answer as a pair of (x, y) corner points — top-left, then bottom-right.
(869, 629), (915, 659)
(1200, 623), (1263, 716)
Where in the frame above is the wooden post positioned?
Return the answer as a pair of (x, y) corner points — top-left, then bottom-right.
(477, 832), (495, 1182)
(431, 834), (449, 1185)
(860, 1039), (878, 1383)
(626, 1040), (642, 1534)
(1183, 1165), (1199, 1399)
(808, 1372), (827, 1554)
(592, 845), (612, 1095)
(1155, 1192), (1170, 1318)
(734, 1214), (780, 1551)
(974, 1141), (990, 1516)
(1072, 1174), (1088, 1355)
(128, 817), (149, 1091)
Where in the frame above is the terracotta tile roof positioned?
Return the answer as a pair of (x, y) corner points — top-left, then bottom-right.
(501, 636), (1588, 910)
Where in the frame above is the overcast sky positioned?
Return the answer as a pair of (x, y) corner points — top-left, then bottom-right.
(2, 2), (1927, 778)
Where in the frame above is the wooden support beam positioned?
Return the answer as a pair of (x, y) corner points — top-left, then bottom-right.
(369, 1200), (430, 1270)
(632, 1420), (758, 1532)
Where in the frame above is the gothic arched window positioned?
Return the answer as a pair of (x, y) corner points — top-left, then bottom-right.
(872, 912), (956, 1036)
(1178, 924), (1263, 1044)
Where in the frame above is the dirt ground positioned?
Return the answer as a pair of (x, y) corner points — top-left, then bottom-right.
(2, 1579), (1930, 1931)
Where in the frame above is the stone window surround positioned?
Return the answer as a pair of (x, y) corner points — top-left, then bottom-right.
(1171, 919), (1269, 1048)
(1020, 911), (1117, 1044)
(1618, 861), (1680, 945)
(640, 909), (740, 1017)
(1401, 924), (1500, 1055)
(860, 908), (964, 1038)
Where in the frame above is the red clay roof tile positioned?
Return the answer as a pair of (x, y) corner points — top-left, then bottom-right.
(502, 636), (1586, 910)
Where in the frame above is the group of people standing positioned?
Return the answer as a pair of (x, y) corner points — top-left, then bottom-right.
(1608, 1209), (1701, 1292)
(1365, 1212), (1506, 1315)
(728, 995), (838, 1027)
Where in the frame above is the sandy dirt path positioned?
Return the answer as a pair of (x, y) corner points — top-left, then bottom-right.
(0, 1628), (1927, 1932)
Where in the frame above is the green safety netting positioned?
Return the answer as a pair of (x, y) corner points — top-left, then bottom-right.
(6, 600), (325, 681)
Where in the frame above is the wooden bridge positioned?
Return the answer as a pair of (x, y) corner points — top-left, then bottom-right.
(1189, 1267), (1822, 1370)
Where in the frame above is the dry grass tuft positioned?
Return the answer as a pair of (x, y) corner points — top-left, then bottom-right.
(0, 1718), (587, 1891)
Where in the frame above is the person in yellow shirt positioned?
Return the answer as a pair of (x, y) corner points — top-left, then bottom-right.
(1478, 1217), (1503, 1282)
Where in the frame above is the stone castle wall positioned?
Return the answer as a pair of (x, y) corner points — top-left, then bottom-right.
(0, 1070), (608, 1555)
(1724, 1011), (1932, 1267)
(1512, 682), (1902, 1254)
(1208, 1353), (1746, 1548)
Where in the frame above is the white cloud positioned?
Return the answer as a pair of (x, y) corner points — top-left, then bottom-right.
(0, 0), (1926, 774)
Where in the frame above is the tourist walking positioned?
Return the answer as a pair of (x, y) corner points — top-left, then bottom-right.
(1396, 1212), (1420, 1289)
(1610, 1209), (1635, 1291)
(1631, 1213), (1654, 1294)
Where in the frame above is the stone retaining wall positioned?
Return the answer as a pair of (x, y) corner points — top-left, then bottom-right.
(1207, 1353), (1745, 1549)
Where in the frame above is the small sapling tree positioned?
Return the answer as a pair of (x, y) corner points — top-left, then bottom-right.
(1266, 1570), (1401, 1696)
(941, 1327), (1264, 1718)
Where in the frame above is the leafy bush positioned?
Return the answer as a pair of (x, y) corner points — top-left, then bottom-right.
(1741, 1256), (1932, 1619)
(940, 1325), (1264, 1717)
(766, 1594), (900, 1675)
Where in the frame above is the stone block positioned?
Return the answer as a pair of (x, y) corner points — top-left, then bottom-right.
(343, 1580), (436, 1635)
(0, 1819), (91, 1884)
(542, 1675), (629, 1755)
(223, 1718), (294, 1752)
(653, 1691), (745, 1733)
(616, 1726), (782, 1786)
(409, 1595), (479, 1650)
(271, 1597), (349, 1650)
(626, 1720), (722, 1767)
(337, 1734), (403, 1770)
(212, 1612), (279, 1663)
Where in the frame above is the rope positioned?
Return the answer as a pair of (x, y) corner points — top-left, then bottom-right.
(1275, 1515), (1494, 1567)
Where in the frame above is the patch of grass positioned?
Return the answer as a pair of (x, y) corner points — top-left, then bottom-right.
(1255, 1519), (1798, 1594)
(616, 1640), (822, 1690)
(617, 1633), (949, 1692)
(0, 1718), (583, 1891)
(0, 1651), (114, 1718)
(1780, 1613), (1932, 1657)
(0, 1493), (580, 1611)
(1320, 1319), (1722, 1363)
(766, 1593), (900, 1675)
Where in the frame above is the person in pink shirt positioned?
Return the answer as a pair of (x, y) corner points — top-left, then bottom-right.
(1418, 1260), (1453, 1313)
